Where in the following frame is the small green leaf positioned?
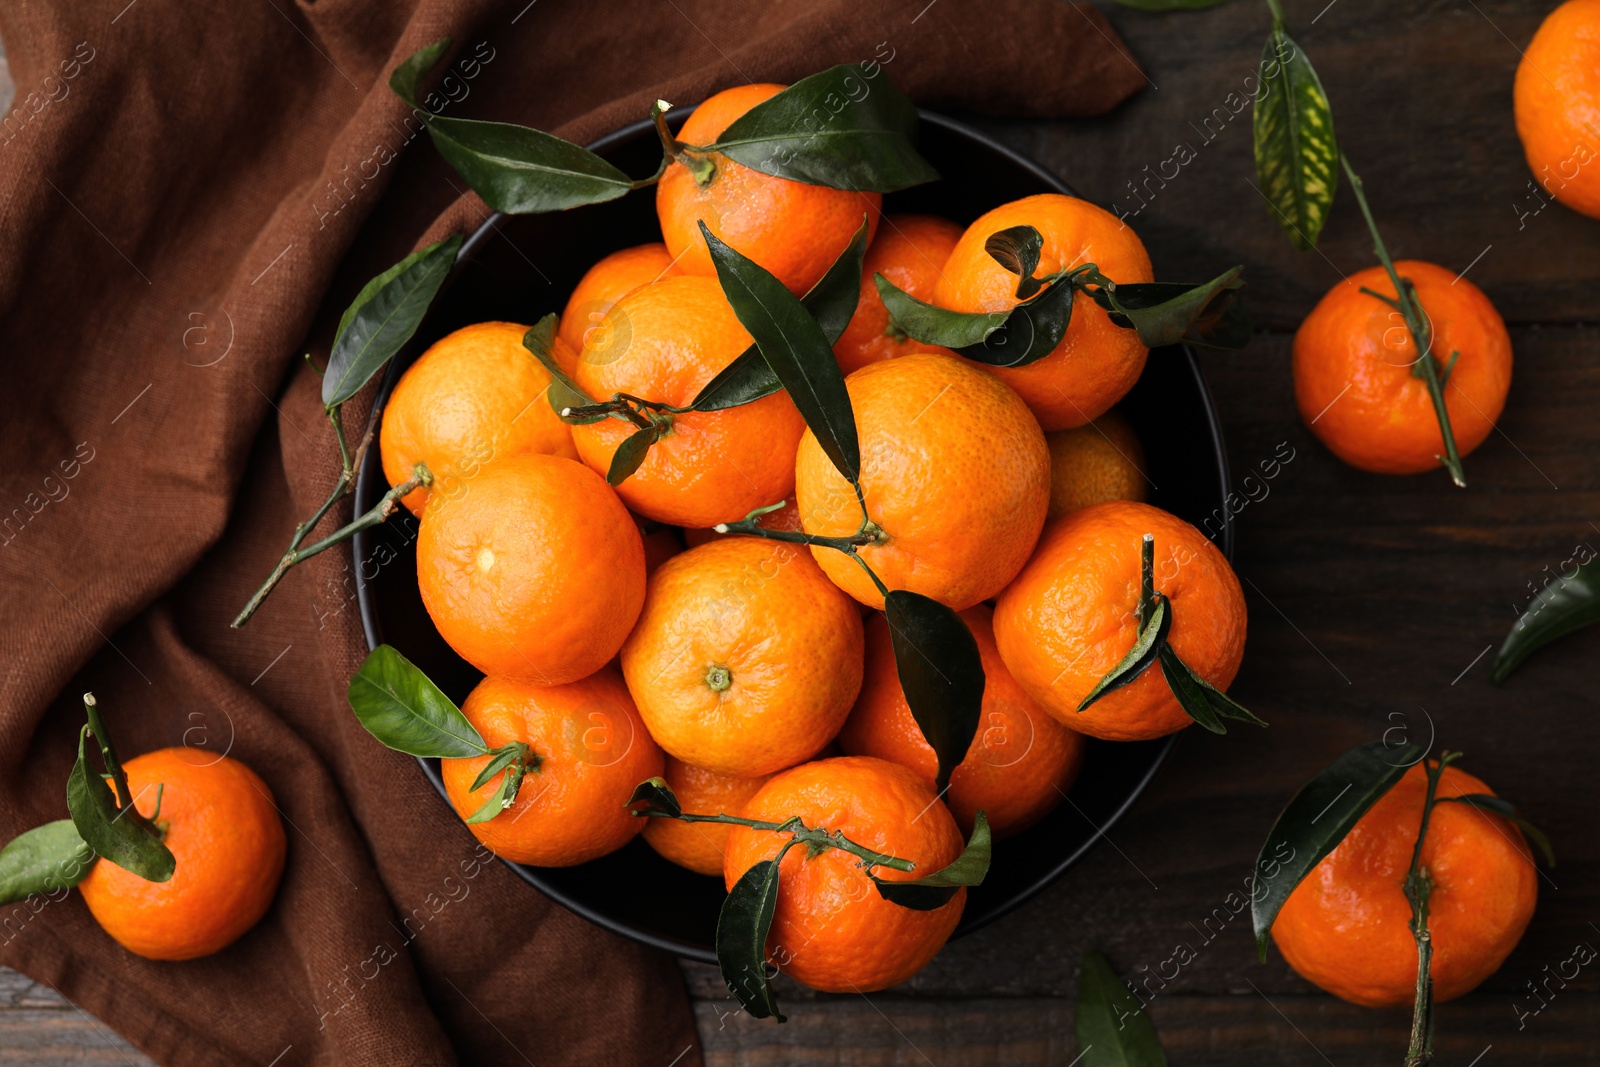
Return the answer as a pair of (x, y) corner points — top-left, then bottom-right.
(1493, 555), (1600, 682)
(347, 644), (489, 758)
(1156, 644), (1264, 733)
(522, 315), (603, 424)
(717, 855), (787, 1021)
(876, 271), (1076, 368)
(1088, 267), (1251, 350)
(872, 811), (990, 910)
(1079, 596), (1171, 711)
(1442, 794), (1556, 867)
(708, 65), (937, 193)
(608, 425), (661, 485)
(390, 41), (636, 214)
(1075, 951), (1170, 1067)
(1250, 739), (1423, 959)
(0, 821), (95, 906)
(1253, 25), (1339, 250)
(692, 216), (869, 413)
(628, 777), (683, 818)
(469, 745), (523, 793)
(322, 234), (463, 407)
(884, 590), (986, 793)
(465, 755), (528, 825)
(66, 728), (175, 883)
(700, 222), (860, 482)
(984, 225), (1045, 299)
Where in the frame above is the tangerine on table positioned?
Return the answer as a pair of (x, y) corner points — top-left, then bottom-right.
(1045, 408), (1148, 519)
(834, 214), (963, 375)
(656, 83), (882, 295)
(935, 193), (1154, 431)
(993, 500), (1246, 741)
(1293, 261), (1512, 476)
(793, 351), (1051, 610)
(641, 755), (772, 876)
(442, 670), (663, 867)
(1514, 0), (1600, 219)
(379, 321), (579, 516)
(838, 605), (1086, 838)
(724, 756), (967, 993)
(619, 536), (864, 777)
(1273, 763), (1538, 1007)
(569, 275), (808, 528)
(416, 454), (645, 686)
(558, 242), (679, 354)
(78, 748), (286, 961)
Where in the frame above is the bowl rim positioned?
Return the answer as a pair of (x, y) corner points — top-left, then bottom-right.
(353, 107), (1232, 964)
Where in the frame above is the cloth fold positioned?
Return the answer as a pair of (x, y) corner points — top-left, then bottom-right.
(0, 1), (1143, 1063)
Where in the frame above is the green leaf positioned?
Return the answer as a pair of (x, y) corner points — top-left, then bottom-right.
(984, 225), (1045, 299)
(708, 65), (937, 193)
(469, 745), (523, 793)
(1253, 25), (1338, 250)
(884, 590), (986, 793)
(1088, 267), (1251, 349)
(1250, 739), (1423, 960)
(1075, 951), (1170, 1067)
(346, 644), (489, 759)
(1113, 0), (1234, 8)
(322, 234), (463, 407)
(871, 811), (990, 910)
(66, 728), (175, 883)
(465, 754), (528, 825)
(1493, 555), (1600, 682)
(390, 41), (636, 214)
(717, 855), (787, 1021)
(691, 216), (869, 413)
(522, 315), (603, 424)
(876, 271), (1075, 368)
(608, 425), (661, 485)
(700, 222), (860, 482)
(1442, 794), (1557, 867)
(0, 821), (95, 906)
(1079, 595), (1171, 711)
(1156, 643), (1266, 733)
(628, 777), (683, 818)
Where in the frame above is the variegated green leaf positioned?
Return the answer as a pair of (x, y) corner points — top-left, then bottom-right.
(1253, 27), (1338, 250)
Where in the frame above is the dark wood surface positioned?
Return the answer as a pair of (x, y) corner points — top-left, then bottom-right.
(6, 0), (1600, 1063)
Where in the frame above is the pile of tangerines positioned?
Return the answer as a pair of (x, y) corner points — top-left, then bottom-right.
(371, 82), (1255, 1000)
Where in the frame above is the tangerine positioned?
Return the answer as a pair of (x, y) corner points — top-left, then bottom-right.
(558, 242), (679, 354)
(835, 214), (963, 375)
(1045, 408), (1148, 519)
(442, 671), (663, 867)
(723, 756), (966, 992)
(934, 193), (1153, 431)
(657, 83), (882, 295)
(379, 322), (578, 516)
(993, 500), (1246, 741)
(641, 755), (772, 876)
(416, 454), (645, 685)
(1273, 763), (1538, 1007)
(1514, 0), (1600, 219)
(78, 748), (286, 961)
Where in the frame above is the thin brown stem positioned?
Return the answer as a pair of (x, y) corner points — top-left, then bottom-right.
(1402, 751), (1460, 1067)
(634, 808), (915, 872)
(232, 463), (431, 628)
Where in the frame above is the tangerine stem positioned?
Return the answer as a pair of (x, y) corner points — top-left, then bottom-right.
(232, 463), (432, 628)
(1402, 751), (1461, 1067)
(1340, 153), (1466, 488)
(633, 806), (916, 872)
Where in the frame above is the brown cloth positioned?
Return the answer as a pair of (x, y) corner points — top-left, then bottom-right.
(0, 1), (1143, 1064)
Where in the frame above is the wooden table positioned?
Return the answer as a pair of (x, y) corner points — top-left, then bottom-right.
(5, 0), (1598, 1062)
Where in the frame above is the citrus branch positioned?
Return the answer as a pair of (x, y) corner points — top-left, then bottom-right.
(1340, 154), (1466, 488)
(1402, 751), (1461, 1067)
(232, 461), (432, 628)
(632, 805), (916, 873)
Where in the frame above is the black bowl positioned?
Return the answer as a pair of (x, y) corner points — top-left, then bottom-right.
(353, 109), (1233, 964)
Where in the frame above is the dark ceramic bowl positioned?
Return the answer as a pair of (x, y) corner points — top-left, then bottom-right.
(353, 109), (1232, 964)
